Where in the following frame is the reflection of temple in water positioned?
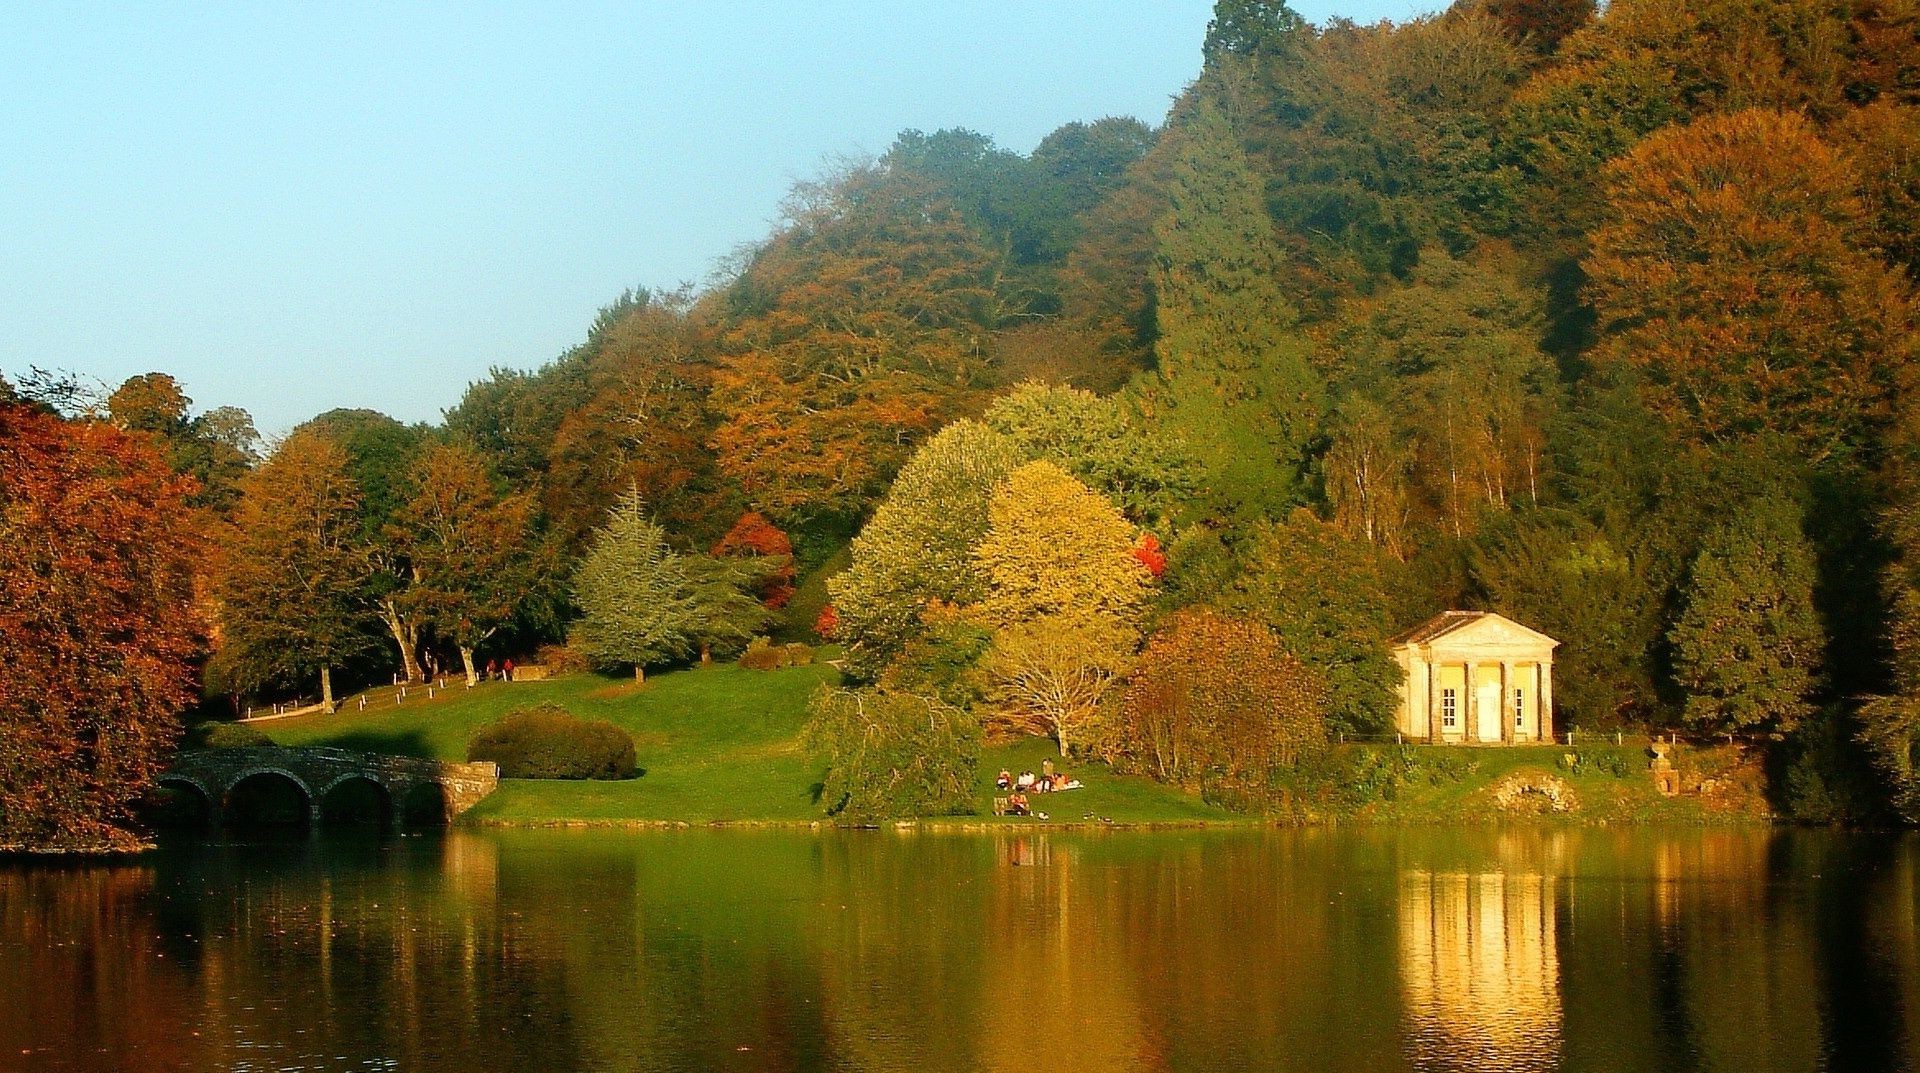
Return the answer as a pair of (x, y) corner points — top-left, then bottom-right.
(1399, 869), (1562, 1071)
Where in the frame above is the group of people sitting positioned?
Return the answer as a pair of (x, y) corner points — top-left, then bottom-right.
(996, 760), (1083, 816)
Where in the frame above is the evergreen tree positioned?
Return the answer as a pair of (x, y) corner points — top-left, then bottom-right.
(1669, 496), (1823, 734)
(1144, 88), (1324, 524)
(682, 554), (778, 664)
(571, 491), (696, 680)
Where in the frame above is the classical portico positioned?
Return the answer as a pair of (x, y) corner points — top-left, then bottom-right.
(1390, 612), (1558, 745)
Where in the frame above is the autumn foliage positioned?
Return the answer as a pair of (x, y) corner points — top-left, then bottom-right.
(711, 511), (796, 609)
(1113, 611), (1329, 804)
(0, 405), (203, 850)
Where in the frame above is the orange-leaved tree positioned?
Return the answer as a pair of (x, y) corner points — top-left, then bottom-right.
(389, 443), (544, 686)
(212, 430), (376, 712)
(1114, 610), (1329, 805)
(0, 404), (203, 850)
(709, 163), (999, 524)
(1585, 109), (1918, 460)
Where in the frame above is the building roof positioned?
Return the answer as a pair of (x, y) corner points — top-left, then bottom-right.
(1387, 610), (1559, 650)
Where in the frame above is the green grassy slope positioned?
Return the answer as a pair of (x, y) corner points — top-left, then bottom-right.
(257, 663), (1762, 827)
(258, 661), (1236, 825)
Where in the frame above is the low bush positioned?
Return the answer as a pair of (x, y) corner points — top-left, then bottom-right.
(183, 721), (274, 749)
(738, 637), (813, 670)
(467, 704), (637, 780)
(534, 643), (590, 677)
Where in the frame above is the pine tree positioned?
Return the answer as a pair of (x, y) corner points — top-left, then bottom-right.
(1145, 88), (1324, 524)
(1669, 496), (1823, 734)
(572, 491), (696, 680)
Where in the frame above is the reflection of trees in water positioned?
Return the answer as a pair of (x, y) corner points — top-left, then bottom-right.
(4, 829), (1917, 1072)
(0, 837), (587, 1072)
(0, 864), (202, 1070)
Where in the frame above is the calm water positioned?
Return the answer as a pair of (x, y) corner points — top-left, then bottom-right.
(3, 827), (1917, 1073)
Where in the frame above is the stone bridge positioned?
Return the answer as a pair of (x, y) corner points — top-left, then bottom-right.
(160, 747), (499, 827)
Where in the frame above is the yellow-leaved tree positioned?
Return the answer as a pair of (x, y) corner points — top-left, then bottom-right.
(972, 461), (1152, 755)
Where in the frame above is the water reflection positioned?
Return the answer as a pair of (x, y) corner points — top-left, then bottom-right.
(1399, 869), (1561, 1071)
(2, 828), (1917, 1072)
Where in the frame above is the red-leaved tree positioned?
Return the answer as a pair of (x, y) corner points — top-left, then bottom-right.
(0, 404), (203, 850)
(711, 511), (796, 609)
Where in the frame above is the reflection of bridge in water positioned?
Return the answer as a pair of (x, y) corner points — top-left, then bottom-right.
(160, 747), (499, 828)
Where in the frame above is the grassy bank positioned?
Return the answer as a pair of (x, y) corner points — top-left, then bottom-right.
(260, 661), (1239, 826)
(254, 663), (1765, 827)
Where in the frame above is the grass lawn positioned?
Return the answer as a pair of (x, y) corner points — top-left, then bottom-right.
(257, 659), (1235, 826)
(253, 665), (1757, 827)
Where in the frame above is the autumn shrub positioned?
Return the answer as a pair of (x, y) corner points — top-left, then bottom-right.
(466, 704), (637, 780)
(785, 643), (815, 666)
(183, 722), (273, 750)
(738, 637), (790, 670)
(534, 643), (590, 677)
(802, 687), (980, 821)
(1112, 611), (1330, 811)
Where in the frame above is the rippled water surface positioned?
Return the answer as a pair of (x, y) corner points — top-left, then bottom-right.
(3, 827), (1917, 1072)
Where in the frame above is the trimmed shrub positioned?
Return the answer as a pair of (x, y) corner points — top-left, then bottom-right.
(739, 637), (790, 670)
(184, 721), (274, 749)
(467, 704), (637, 780)
(785, 643), (815, 666)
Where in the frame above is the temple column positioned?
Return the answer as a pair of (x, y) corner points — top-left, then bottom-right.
(1540, 662), (1555, 743)
(1501, 661), (1515, 744)
(1427, 654), (1439, 743)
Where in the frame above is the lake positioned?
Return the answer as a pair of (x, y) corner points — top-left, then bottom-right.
(2, 827), (1916, 1072)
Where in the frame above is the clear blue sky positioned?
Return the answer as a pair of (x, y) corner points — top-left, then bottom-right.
(1, 2), (1434, 434)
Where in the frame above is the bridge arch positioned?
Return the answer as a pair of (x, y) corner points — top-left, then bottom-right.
(151, 775), (217, 827)
(318, 774), (392, 826)
(225, 768), (315, 826)
(397, 781), (452, 826)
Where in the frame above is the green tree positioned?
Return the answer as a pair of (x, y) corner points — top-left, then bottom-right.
(571, 491), (696, 680)
(682, 554), (779, 664)
(1144, 88), (1324, 523)
(1668, 496), (1823, 734)
(982, 380), (1200, 529)
(803, 687), (981, 821)
(828, 421), (1024, 678)
(1204, 0), (1309, 63)
(214, 430), (375, 711)
(1222, 510), (1402, 735)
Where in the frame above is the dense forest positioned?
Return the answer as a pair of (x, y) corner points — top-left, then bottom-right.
(9, 0), (1920, 842)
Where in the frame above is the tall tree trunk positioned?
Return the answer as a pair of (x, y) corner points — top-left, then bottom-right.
(460, 646), (478, 687)
(381, 600), (423, 683)
(320, 666), (335, 714)
(700, 643), (712, 666)
(635, 664), (646, 683)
